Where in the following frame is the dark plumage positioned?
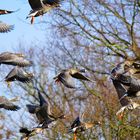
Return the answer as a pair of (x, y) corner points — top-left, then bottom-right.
(0, 96), (20, 111)
(0, 52), (32, 67)
(111, 61), (140, 97)
(112, 80), (140, 118)
(68, 114), (100, 134)
(0, 9), (17, 15)
(20, 127), (42, 140)
(27, 0), (62, 24)
(26, 88), (65, 128)
(5, 66), (34, 84)
(54, 68), (93, 88)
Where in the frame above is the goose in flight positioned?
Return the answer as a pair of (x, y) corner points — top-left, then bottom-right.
(68, 114), (100, 140)
(53, 68), (93, 88)
(112, 80), (140, 120)
(0, 9), (16, 33)
(0, 96), (20, 111)
(24, 88), (65, 139)
(27, 0), (63, 24)
(0, 52), (32, 67)
(5, 66), (34, 86)
(111, 62), (140, 97)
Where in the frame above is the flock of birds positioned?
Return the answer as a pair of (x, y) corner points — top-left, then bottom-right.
(0, 0), (140, 140)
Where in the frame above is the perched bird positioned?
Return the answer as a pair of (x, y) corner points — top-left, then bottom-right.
(0, 21), (14, 33)
(0, 52), (32, 67)
(53, 68), (93, 88)
(112, 80), (140, 119)
(0, 96), (20, 111)
(68, 114), (100, 140)
(26, 88), (65, 128)
(20, 127), (42, 140)
(5, 66), (34, 86)
(27, 0), (62, 24)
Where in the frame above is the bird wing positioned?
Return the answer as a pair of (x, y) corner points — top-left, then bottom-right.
(0, 9), (16, 15)
(2, 57), (32, 67)
(14, 67), (33, 83)
(26, 104), (39, 114)
(0, 21), (14, 33)
(28, 0), (43, 9)
(112, 80), (130, 106)
(58, 71), (76, 88)
(127, 77), (140, 94)
(36, 105), (51, 124)
(71, 116), (81, 128)
(5, 67), (18, 82)
(0, 96), (20, 111)
(43, 0), (61, 5)
(71, 72), (92, 81)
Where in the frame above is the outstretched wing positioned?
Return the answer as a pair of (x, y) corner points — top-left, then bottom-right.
(0, 96), (20, 111)
(26, 104), (39, 114)
(71, 72), (92, 81)
(0, 21), (14, 33)
(71, 116), (81, 128)
(28, 0), (43, 9)
(112, 80), (129, 106)
(0, 9), (16, 15)
(43, 0), (61, 5)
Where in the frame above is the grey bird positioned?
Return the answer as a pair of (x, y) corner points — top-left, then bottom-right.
(111, 62), (140, 97)
(26, 88), (65, 128)
(5, 66), (34, 86)
(27, 0), (63, 24)
(0, 52), (32, 67)
(112, 80), (140, 119)
(0, 21), (14, 33)
(0, 9), (16, 33)
(53, 68), (93, 88)
(0, 96), (20, 111)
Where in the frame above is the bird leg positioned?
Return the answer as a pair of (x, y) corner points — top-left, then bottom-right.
(31, 16), (34, 24)
(73, 133), (77, 140)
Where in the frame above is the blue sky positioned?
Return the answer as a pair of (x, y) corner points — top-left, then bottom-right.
(0, 0), (48, 51)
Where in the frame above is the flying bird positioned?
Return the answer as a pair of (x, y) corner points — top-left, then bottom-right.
(27, 0), (63, 24)
(5, 66), (34, 86)
(0, 96), (20, 111)
(53, 68), (93, 88)
(111, 64), (140, 97)
(20, 127), (42, 140)
(0, 9), (17, 15)
(0, 52), (32, 67)
(0, 21), (14, 33)
(0, 9), (17, 33)
(68, 114), (100, 140)
(112, 80), (140, 120)
(26, 88), (65, 128)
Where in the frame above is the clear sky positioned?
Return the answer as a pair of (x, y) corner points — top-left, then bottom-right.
(0, 0), (48, 51)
